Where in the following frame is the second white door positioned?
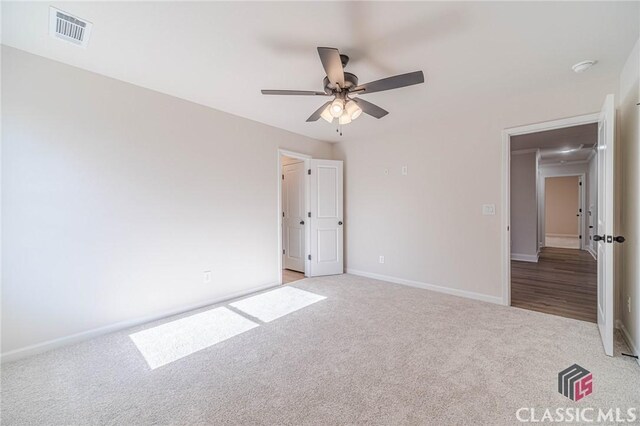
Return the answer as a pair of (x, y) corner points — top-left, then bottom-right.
(308, 159), (344, 277)
(596, 94), (616, 356)
(283, 161), (306, 273)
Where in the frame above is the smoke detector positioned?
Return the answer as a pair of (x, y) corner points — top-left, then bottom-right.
(49, 7), (92, 48)
(572, 60), (597, 73)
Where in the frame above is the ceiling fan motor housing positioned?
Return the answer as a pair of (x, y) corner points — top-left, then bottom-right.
(323, 72), (358, 94)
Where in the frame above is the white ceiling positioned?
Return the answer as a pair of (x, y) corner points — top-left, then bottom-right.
(3, 2), (638, 143)
(511, 123), (597, 164)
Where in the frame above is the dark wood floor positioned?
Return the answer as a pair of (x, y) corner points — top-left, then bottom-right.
(511, 247), (597, 323)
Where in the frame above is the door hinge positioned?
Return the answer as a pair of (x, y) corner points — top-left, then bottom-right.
(579, 208), (582, 213)
(282, 211), (285, 217)
(308, 212), (311, 218)
(579, 181), (582, 186)
(283, 249), (285, 254)
(579, 235), (582, 239)
(282, 174), (284, 180)
(308, 254), (311, 260)
(308, 169), (311, 175)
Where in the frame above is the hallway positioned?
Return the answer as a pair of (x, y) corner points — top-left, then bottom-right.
(511, 247), (597, 322)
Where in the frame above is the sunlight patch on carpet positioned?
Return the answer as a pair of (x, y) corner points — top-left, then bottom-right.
(130, 307), (258, 369)
(230, 286), (326, 323)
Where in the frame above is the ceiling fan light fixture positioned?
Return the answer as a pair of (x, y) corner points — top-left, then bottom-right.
(261, 46), (424, 129)
(339, 111), (352, 125)
(330, 98), (344, 117)
(345, 100), (362, 120)
(320, 105), (334, 123)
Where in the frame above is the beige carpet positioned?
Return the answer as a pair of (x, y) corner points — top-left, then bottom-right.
(2, 274), (639, 425)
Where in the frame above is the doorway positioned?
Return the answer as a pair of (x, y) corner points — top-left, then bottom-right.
(508, 122), (597, 323)
(279, 150), (310, 284)
(277, 149), (345, 285)
(503, 96), (618, 356)
(543, 175), (584, 250)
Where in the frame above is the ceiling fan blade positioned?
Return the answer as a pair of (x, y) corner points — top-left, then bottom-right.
(306, 101), (332, 122)
(353, 98), (388, 119)
(261, 90), (328, 96)
(317, 47), (345, 88)
(353, 71), (424, 94)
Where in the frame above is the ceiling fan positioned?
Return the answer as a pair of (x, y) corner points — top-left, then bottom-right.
(261, 47), (424, 129)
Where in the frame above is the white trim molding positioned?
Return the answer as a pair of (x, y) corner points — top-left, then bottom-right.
(511, 253), (539, 262)
(1, 281), (280, 363)
(540, 160), (589, 167)
(346, 269), (503, 305)
(617, 320), (640, 367)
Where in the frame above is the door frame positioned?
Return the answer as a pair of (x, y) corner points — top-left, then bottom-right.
(540, 173), (586, 251)
(501, 113), (599, 306)
(277, 149), (311, 284)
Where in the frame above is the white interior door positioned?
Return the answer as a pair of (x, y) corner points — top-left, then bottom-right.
(282, 161), (305, 273)
(596, 94), (615, 356)
(578, 176), (583, 249)
(308, 159), (343, 277)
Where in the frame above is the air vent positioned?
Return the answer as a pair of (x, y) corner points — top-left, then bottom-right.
(49, 7), (92, 48)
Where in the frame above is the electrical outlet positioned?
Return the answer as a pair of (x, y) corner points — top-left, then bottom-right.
(628, 296), (631, 313)
(384, 168), (389, 175)
(203, 271), (212, 283)
(379, 255), (385, 264)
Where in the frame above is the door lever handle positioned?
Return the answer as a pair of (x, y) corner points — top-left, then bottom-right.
(614, 236), (626, 243)
(300, 220), (305, 225)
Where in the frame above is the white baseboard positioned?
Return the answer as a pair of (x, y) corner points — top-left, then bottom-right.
(586, 246), (597, 260)
(511, 253), (539, 262)
(616, 319), (640, 366)
(346, 269), (503, 305)
(546, 233), (579, 238)
(1, 281), (280, 363)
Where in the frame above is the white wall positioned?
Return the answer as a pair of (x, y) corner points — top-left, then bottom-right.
(510, 151), (538, 261)
(1, 47), (332, 357)
(332, 60), (618, 303)
(618, 38), (640, 361)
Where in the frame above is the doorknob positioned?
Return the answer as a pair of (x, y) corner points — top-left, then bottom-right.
(614, 236), (626, 243)
(300, 220), (305, 225)
(593, 235), (605, 242)
(338, 221), (343, 225)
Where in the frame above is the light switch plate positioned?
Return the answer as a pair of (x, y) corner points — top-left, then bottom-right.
(401, 165), (408, 176)
(482, 204), (496, 215)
